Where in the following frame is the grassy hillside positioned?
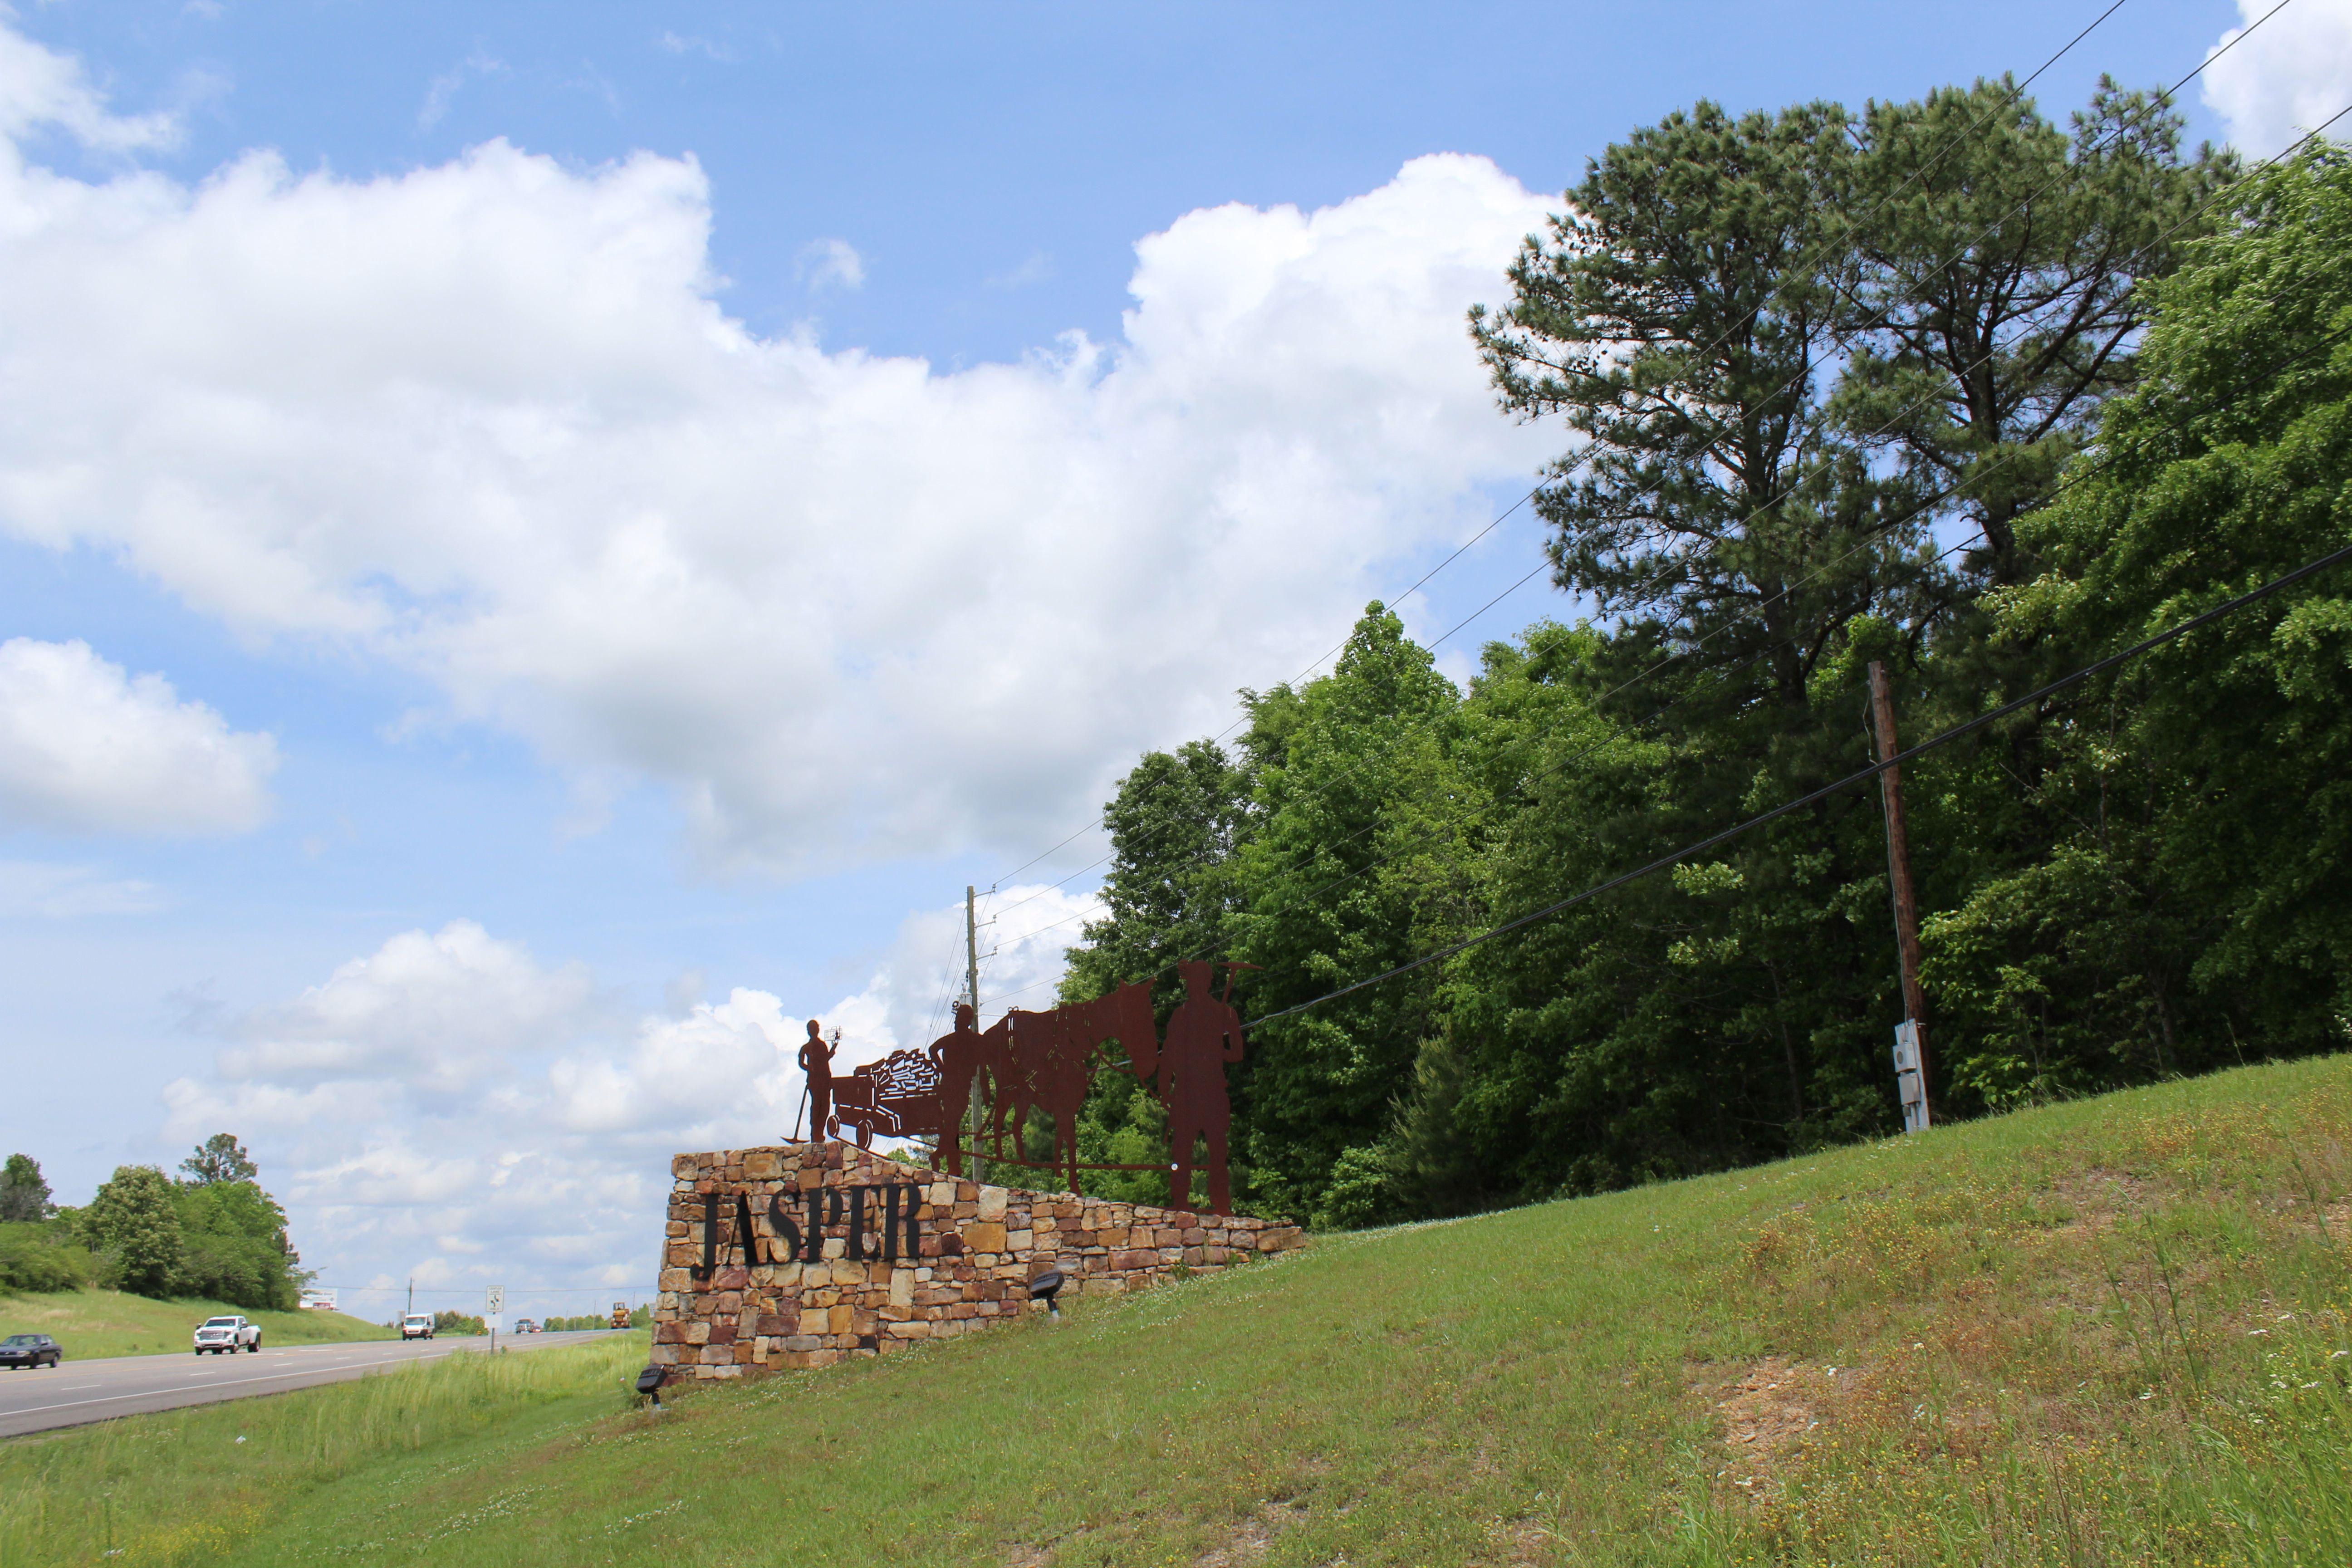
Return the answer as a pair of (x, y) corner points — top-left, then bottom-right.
(6, 1056), (2350, 1566)
(0, 1287), (396, 1361)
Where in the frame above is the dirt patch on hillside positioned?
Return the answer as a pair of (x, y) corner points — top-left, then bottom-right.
(2038, 1168), (2150, 1235)
(1190, 1499), (1310, 1566)
(1706, 1355), (1863, 1481)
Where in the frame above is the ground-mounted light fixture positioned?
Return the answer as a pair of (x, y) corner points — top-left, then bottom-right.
(1026, 1268), (1066, 1319)
(636, 1364), (667, 1408)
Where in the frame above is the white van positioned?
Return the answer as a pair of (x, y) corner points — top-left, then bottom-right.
(400, 1313), (435, 1340)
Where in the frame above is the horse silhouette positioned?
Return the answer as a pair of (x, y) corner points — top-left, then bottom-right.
(990, 980), (1156, 1192)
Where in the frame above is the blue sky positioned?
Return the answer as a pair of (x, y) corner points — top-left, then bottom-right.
(0, 0), (2332, 1320)
(26, 1), (2248, 364)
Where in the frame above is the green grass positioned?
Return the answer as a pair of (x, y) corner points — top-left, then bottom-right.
(0, 1288), (397, 1362)
(0, 1333), (649, 1566)
(6, 1056), (2351, 1566)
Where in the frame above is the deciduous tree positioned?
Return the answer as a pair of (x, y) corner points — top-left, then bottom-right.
(84, 1166), (182, 1298)
(0, 1154), (48, 1222)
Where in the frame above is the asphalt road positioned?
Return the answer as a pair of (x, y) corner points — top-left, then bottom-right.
(0, 1329), (626, 1439)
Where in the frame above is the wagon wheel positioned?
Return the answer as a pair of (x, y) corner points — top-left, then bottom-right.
(825, 1112), (842, 1140)
(853, 1118), (873, 1150)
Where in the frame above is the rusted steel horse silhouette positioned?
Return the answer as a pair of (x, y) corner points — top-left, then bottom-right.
(987, 980), (1156, 1192)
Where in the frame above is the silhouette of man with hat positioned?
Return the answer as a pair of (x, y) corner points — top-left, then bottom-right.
(1161, 960), (1246, 1213)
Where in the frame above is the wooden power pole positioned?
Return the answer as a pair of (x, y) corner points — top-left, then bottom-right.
(965, 886), (986, 1182)
(1869, 661), (1931, 1132)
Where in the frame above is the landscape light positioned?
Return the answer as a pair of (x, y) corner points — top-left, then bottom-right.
(1026, 1268), (1065, 1318)
(636, 1364), (667, 1408)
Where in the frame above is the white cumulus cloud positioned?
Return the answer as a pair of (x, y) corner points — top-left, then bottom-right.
(0, 23), (177, 151)
(795, 235), (864, 289)
(2204, 0), (2352, 154)
(221, 920), (602, 1093)
(549, 986), (802, 1139)
(0, 638), (277, 835)
(0, 16), (1560, 876)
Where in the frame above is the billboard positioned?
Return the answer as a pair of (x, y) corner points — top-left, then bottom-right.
(299, 1289), (338, 1312)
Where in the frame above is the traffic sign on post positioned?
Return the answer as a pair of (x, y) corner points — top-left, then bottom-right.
(485, 1286), (504, 1317)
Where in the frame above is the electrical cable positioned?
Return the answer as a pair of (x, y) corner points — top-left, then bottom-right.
(1156, 295), (2352, 982)
(973, 19), (2325, 996)
(318, 1284), (656, 1295)
(985, 99), (2352, 970)
(974, 0), (2154, 902)
(1177, 528), (1987, 949)
(1246, 536), (2352, 1027)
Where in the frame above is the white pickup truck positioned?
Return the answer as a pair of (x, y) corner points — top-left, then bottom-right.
(192, 1315), (262, 1355)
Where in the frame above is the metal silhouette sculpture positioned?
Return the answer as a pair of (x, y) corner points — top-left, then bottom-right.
(798, 1021), (836, 1142)
(828, 1044), (947, 1148)
(804, 1003), (986, 1157)
(1161, 961), (1249, 1214)
(931, 1002), (990, 1176)
(991, 980), (1156, 1193)
(793, 964), (1252, 1213)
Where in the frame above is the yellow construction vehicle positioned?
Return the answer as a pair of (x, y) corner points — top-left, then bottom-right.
(609, 1300), (631, 1331)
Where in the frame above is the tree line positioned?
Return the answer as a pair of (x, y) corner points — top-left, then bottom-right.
(1045, 81), (2352, 1226)
(0, 1135), (309, 1310)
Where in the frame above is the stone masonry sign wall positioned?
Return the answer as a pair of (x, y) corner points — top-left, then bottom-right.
(654, 1142), (1303, 1378)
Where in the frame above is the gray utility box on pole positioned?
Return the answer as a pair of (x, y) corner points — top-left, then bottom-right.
(1891, 1021), (1930, 1134)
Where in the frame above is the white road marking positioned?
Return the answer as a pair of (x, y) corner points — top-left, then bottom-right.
(0, 1333), (608, 1429)
(6, 1357), (453, 1418)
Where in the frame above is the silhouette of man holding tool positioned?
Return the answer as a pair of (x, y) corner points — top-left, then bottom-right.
(1161, 961), (1250, 1214)
(799, 1019), (836, 1142)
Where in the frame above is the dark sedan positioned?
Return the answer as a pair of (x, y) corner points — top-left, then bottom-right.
(0, 1334), (60, 1370)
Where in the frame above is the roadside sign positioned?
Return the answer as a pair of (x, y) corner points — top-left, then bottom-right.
(486, 1286), (505, 1316)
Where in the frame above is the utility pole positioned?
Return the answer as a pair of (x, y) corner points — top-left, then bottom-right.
(965, 886), (986, 1183)
(1869, 661), (1931, 1132)
(406, 1278), (413, 1318)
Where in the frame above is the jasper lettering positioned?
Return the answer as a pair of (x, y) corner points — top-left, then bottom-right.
(691, 1182), (923, 1284)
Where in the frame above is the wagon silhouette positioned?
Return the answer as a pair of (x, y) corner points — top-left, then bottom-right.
(825, 1048), (948, 1149)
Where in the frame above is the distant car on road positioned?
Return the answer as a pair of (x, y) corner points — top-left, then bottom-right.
(512, 1318), (539, 1333)
(0, 1333), (60, 1370)
(399, 1313), (435, 1340)
(193, 1316), (260, 1355)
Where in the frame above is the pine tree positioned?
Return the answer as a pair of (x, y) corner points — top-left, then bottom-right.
(179, 1132), (259, 1186)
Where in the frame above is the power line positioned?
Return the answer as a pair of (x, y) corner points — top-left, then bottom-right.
(1183, 529), (1986, 950)
(979, 15), (2094, 894)
(317, 1284), (655, 1295)
(988, 96), (2352, 977)
(975, 17), (2323, 1000)
(1248, 537), (2352, 1028)
(1165, 283), (2352, 981)
(981, 520), (1564, 926)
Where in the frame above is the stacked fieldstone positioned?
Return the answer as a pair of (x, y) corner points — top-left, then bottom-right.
(653, 1141), (1303, 1378)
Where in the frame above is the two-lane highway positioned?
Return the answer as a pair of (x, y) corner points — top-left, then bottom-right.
(0, 1329), (627, 1439)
